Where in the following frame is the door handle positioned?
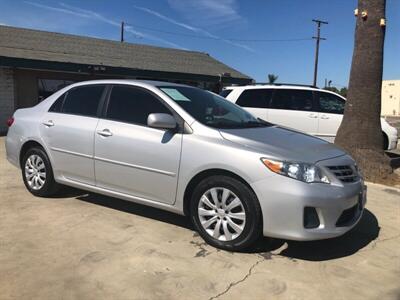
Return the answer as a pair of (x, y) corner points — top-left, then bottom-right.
(43, 120), (54, 127)
(97, 129), (113, 137)
(320, 115), (330, 120)
(308, 113), (318, 119)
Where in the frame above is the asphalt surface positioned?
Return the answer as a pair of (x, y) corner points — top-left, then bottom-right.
(1, 137), (399, 300)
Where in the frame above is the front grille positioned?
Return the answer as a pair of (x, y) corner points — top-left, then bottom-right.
(327, 165), (359, 183)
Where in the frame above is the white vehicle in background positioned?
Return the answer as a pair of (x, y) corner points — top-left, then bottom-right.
(222, 84), (398, 150)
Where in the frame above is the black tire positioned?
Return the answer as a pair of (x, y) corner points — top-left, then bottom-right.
(22, 147), (60, 197)
(190, 175), (262, 251)
(382, 132), (389, 150)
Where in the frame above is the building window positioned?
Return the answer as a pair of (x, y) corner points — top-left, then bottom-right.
(38, 79), (75, 101)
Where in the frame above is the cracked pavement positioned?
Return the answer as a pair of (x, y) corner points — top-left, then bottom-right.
(1, 137), (399, 300)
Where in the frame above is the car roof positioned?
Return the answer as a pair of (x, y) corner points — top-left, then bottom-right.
(223, 84), (346, 99)
(65, 79), (189, 89)
(224, 84), (320, 91)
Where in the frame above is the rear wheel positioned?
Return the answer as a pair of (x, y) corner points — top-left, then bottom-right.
(190, 175), (262, 251)
(22, 147), (60, 197)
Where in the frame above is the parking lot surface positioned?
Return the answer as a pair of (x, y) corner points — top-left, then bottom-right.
(1, 137), (399, 300)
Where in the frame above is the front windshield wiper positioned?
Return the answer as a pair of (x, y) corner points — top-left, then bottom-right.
(242, 119), (273, 128)
(205, 118), (273, 129)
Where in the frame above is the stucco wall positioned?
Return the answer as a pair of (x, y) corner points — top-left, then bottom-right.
(382, 80), (400, 116)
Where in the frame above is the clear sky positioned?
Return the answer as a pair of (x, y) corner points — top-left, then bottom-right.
(0, 0), (399, 87)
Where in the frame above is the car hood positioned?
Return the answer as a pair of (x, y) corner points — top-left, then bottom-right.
(219, 125), (346, 163)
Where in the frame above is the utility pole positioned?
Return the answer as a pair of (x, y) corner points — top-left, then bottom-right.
(312, 19), (328, 87)
(120, 21), (125, 43)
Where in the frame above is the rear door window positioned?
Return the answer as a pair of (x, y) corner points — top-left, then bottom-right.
(236, 89), (273, 108)
(316, 92), (345, 114)
(48, 94), (65, 112)
(270, 89), (313, 111)
(62, 85), (105, 117)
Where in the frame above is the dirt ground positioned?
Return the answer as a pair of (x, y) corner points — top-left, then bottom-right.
(1, 137), (399, 300)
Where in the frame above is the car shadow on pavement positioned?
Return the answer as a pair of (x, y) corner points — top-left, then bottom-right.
(75, 191), (194, 230)
(68, 188), (379, 261)
(275, 209), (380, 261)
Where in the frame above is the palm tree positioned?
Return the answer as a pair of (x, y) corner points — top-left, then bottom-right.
(335, 0), (392, 181)
(267, 74), (278, 84)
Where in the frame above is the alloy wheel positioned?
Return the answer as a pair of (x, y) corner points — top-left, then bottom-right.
(25, 154), (46, 190)
(198, 187), (246, 241)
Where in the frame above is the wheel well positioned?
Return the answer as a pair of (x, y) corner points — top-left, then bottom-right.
(183, 169), (256, 216)
(382, 131), (389, 150)
(19, 141), (44, 167)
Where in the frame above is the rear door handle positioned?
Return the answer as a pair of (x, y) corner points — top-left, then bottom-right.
(320, 114), (330, 119)
(97, 129), (113, 137)
(308, 113), (318, 119)
(43, 120), (54, 127)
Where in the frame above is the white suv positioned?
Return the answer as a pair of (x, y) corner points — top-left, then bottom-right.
(222, 84), (398, 150)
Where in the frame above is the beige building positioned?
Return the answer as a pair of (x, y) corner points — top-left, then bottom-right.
(382, 80), (400, 116)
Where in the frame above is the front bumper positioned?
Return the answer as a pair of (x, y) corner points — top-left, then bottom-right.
(252, 156), (366, 241)
(388, 136), (398, 150)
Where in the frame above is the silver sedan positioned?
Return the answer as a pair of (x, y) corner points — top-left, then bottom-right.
(5, 80), (366, 251)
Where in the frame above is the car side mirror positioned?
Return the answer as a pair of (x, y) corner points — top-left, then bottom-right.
(147, 113), (177, 130)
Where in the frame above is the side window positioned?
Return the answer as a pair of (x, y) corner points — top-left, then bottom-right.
(317, 92), (345, 114)
(48, 94), (65, 112)
(106, 85), (171, 126)
(270, 89), (313, 111)
(219, 89), (233, 98)
(236, 89), (272, 108)
(62, 85), (105, 117)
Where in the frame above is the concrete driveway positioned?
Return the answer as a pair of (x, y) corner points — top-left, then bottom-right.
(1, 138), (399, 300)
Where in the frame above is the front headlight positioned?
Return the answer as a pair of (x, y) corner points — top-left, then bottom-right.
(261, 158), (330, 184)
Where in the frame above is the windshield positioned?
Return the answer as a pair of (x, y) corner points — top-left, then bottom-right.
(159, 86), (271, 129)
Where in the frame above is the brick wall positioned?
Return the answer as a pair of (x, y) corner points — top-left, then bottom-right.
(0, 67), (15, 134)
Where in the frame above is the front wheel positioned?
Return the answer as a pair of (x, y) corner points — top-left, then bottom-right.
(22, 147), (60, 197)
(190, 175), (262, 251)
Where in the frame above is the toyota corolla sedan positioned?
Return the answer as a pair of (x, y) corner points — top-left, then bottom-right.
(5, 80), (366, 251)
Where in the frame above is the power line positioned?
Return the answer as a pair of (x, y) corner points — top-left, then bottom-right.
(124, 22), (313, 43)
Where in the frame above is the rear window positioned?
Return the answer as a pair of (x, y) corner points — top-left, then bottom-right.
(270, 89), (313, 111)
(62, 85), (105, 117)
(219, 89), (233, 98)
(236, 89), (273, 108)
(316, 92), (345, 114)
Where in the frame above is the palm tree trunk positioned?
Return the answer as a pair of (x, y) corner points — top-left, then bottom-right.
(335, 0), (392, 181)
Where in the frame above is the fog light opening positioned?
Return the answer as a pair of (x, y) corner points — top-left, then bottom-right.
(303, 207), (320, 229)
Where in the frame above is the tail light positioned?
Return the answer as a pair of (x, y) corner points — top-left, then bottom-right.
(6, 117), (14, 127)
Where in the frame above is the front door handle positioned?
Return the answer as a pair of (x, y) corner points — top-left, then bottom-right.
(43, 120), (54, 127)
(320, 114), (330, 120)
(97, 129), (113, 137)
